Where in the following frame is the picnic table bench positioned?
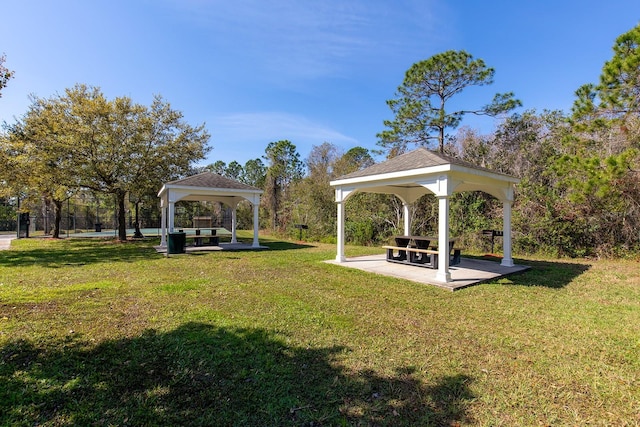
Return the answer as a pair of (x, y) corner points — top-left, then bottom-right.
(383, 235), (461, 269)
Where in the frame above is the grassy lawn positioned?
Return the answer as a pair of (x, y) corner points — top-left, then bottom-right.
(0, 235), (639, 426)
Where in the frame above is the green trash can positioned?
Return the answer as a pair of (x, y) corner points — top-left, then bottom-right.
(167, 232), (186, 254)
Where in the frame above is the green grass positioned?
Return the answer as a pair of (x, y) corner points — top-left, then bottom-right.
(1, 235), (639, 426)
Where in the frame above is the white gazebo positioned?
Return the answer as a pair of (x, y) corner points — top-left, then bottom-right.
(157, 172), (263, 248)
(329, 148), (519, 283)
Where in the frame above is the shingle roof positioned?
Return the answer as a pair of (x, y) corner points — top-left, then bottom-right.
(336, 147), (495, 180)
(166, 172), (261, 191)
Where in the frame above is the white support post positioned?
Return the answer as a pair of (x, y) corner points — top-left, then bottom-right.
(501, 200), (514, 267)
(336, 200), (345, 262)
(436, 196), (451, 283)
(168, 202), (175, 233)
(251, 202), (260, 247)
(231, 207), (238, 244)
(403, 202), (411, 236)
(160, 204), (167, 247)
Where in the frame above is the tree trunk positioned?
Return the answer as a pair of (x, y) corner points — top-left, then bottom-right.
(133, 201), (144, 238)
(116, 191), (127, 241)
(43, 198), (51, 235)
(51, 199), (63, 239)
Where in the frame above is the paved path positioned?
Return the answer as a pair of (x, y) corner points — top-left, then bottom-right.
(0, 235), (16, 250)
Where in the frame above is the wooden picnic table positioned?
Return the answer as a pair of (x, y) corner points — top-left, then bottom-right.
(394, 235), (437, 248)
(385, 235), (460, 269)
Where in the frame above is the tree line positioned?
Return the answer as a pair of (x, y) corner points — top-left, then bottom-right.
(1, 24), (638, 257)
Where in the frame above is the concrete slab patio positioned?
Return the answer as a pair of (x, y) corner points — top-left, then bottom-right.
(326, 254), (530, 291)
(0, 235), (16, 251)
(154, 242), (268, 255)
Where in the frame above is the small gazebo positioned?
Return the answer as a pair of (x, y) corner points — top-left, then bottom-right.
(330, 148), (519, 283)
(157, 172), (263, 248)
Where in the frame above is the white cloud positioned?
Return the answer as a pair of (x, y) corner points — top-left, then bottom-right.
(206, 111), (360, 163)
(211, 111), (358, 144)
(164, 0), (445, 81)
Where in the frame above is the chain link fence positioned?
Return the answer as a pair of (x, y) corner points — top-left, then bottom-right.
(1, 197), (237, 235)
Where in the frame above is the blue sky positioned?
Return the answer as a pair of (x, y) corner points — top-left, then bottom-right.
(1, 1), (639, 167)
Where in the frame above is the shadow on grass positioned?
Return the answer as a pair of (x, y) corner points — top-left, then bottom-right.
(213, 240), (316, 251)
(469, 255), (591, 289)
(0, 238), (160, 268)
(0, 238), (316, 268)
(512, 258), (590, 288)
(195, 236), (315, 251)
(260, 240), (316, 251)
(1, 323), (475, 426)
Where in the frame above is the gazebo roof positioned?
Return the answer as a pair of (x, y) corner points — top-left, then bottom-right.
(164, 172), (262, 192)
(336, 147), (512, 181)
(158, 171), (262, 205)
(330, 148), (520, 206)
(330, 147), (518, 203)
